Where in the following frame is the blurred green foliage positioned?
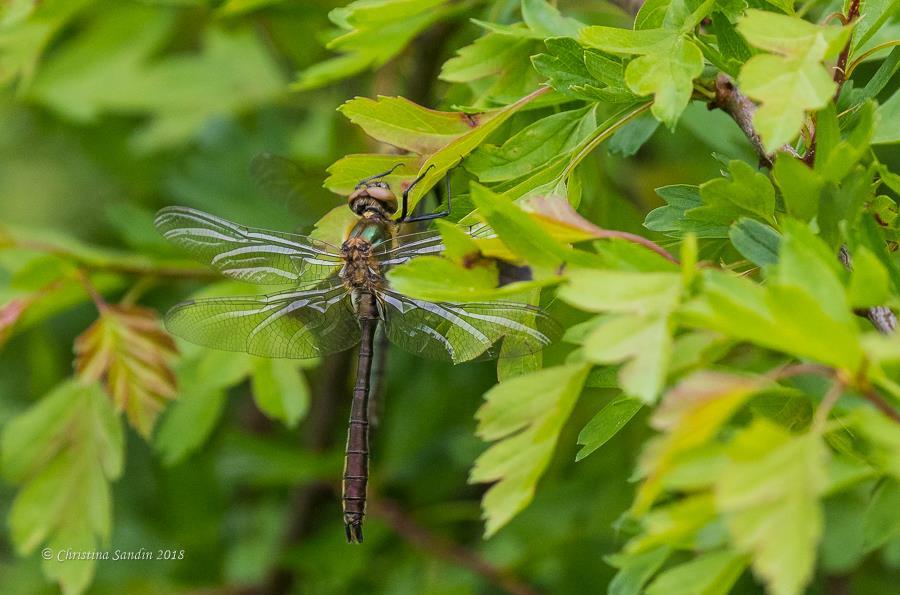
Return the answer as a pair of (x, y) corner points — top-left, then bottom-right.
(1, 1), (899, 594)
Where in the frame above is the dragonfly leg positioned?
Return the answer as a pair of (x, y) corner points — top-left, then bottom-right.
(402, 167), (453, 224)
(355, 163), (404, 188)
(398, 164), (436, 221)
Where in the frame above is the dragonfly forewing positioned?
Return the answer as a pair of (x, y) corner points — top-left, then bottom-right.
(165, 280), (359, 359)
(155, 206), (344, 285)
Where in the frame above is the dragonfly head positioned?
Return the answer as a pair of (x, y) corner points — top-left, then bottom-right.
(348, 181), (398, 217)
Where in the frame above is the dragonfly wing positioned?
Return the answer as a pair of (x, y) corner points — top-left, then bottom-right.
(376, 289), (560, 363)
(375, 223), (494, 267)
(155, 206), (344, 284)
(250, 153), (313, 205)
(165, 280), (359, 359)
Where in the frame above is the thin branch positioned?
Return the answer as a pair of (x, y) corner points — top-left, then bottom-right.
(832, 0), (862, 96)
(859, 383), (900, 424)
(593, 229), (680, 263)
(707, 74), (800, 167)
(369, 499), (540, 595)
(813, 377), (847, 432)
(8, 238), (219, 280)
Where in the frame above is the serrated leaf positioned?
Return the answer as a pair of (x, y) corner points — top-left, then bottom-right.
(470, 363), (589, 536)
(736, 10), (853, 151)
(467, 106), (597, 182)
(580, 27), (704, 128)
(772, 153), (823, 221)
(2, 380), (123, 595)
(716, 422), (827, 595)
(74, 304), (177, 437)
(521, 0), (584, 37)
(695, 160), (777, 225)
(644, 185), (731, 238)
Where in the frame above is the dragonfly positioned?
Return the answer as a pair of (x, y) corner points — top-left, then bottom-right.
(154, 164), (560, 543)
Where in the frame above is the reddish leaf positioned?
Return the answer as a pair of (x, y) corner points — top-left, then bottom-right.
(74, 304), (177, 437)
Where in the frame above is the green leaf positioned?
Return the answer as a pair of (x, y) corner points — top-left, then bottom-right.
(576, 395), (642, 461)
(558, 269), (682, 314)
(848, 246), (890, 309)
(608, 113), (660, 156)
(644, 185), (730, 238)
(324, 153), (420, 196)
(635, 371), (767, 511)
(862, 478), (900, 552)
(680, 269), (863, 371)
(3, 380), (123, 595)
(466, 106), (597, 182)
(729, 218), (781, 267)
(406, 89), (550, 210)
(736, 10), (852, 151)
(772, 153), (823, 221)
(580, 27), (704, 128)
(520, 0), (584, 37)
(470, 363), (589, 536)
(645, 549), (747, 595)
(695, 160), (776, 225)
(873, 89), (900, 145)
(338, 96), (489, 154)
(155, 348), (251, 466)
(469, 182), (572, 270)
(607, 546), (672, 595)
(716, 422), (828, 595)
(250, 357), (310, 428)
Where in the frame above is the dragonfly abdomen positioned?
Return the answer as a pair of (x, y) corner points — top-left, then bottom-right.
(343, 291), (378, 543)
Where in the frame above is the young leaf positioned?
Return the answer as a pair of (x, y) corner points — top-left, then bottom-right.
(521, 0), (584, 38)
(607, 546), (672, 595)
(2, 380), (123, 595)
(736, 10), (853, 151)
(580, 27), (704, 128)
(634, 372), (767, 511)
(716, 422), (828, 595)
(75, 304), (178, 437)
(847, 246), (890, 309)
(470, 363), (589, 536)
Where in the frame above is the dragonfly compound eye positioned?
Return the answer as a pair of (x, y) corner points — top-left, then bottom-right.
(363, 185), (398, 213)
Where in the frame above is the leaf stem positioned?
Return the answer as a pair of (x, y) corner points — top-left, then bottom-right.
(846, 40), (900, 78)
(562, 102), (652, 180)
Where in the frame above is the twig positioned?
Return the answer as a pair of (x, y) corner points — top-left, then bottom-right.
(369, 499), (540, 595)
(708, 75), (800, 167)
(859, 383), (900, 424)
(805, 0), (862, 165)
(9, 238), (219, 280)
(831, 0), (862, 96)
(813, 377), (846, 432)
